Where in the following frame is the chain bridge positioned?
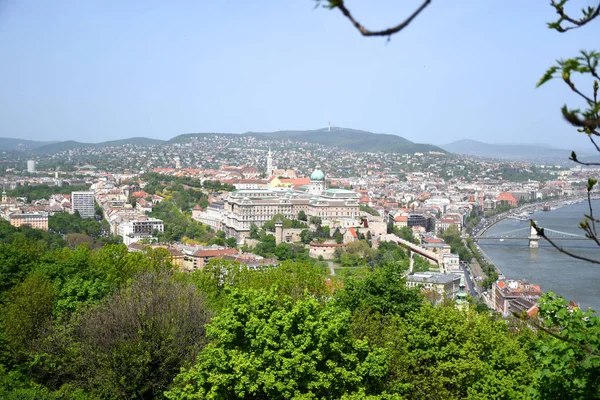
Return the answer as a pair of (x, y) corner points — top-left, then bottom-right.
(477, 225), (588, 248)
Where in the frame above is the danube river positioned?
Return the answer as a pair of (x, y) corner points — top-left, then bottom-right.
(479, 200), (600, 312)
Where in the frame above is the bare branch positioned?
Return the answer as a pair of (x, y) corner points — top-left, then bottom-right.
(566, 81), (596, 105)
(562, 107), (600, 130)
(586, 191), (600, 241)
(550, 0), (600, 32)
(569, 158), (600, 166)
(328, 0), (431, 37)
(589, 136), (600, 153)
(532, 223), (600, 264)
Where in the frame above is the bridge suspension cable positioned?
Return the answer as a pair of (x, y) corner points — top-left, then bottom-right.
(481, 226), (530, 237)
(543, 228), (586, 238)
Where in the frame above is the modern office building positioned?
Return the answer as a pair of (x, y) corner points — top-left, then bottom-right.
(118, 216), (164, 245)
(71, 191), (96, 218)
(27, 160), (36, 173)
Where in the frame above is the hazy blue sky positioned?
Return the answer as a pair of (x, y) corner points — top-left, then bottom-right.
(0, 0), (597, 148)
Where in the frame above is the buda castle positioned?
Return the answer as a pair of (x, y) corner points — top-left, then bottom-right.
(222, 165), (361, 242)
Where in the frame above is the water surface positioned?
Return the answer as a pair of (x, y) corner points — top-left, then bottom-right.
(479, 200), (600, 312)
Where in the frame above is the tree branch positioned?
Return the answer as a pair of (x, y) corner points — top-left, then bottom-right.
(331, 0), (432, 37)
(517, 312), (600, 357)
(532, 223), (600, 264)
(569, 158), (600, 166)
(586, 191), (599, 241)
(551, 0), (600, 32)
(589, 136), (600, 153)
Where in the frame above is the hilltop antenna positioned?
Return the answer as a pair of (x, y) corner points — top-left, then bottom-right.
(328, 121), (331, 132)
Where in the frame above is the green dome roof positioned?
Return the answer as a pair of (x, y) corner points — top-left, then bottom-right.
(310, 167), (325, 181)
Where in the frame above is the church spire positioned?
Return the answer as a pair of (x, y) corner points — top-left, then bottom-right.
(266, 147), (273, 178)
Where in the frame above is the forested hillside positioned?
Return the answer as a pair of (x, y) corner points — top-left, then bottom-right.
(0, 230), (598, 399)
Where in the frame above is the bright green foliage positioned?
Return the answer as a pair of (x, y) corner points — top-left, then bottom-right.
(252, 234), (277, 257)
(412, 254), (433, 273)
(374, 241), (408, 268)
(534, 293), (600, 399)
(0, 237), (45, 297)
(337, 240), (376, 267)
(141, 172), (234, 194)
(2, 275), (53, 357)
(170, 185), (209, 211)
(352, 304), (536, 399)
(440, 225), (471, 262)
(48, 212), (103, 238)
(336, 263), (423, 317)
(150, 201), (212, 242)
(274, 242), (310, 261)
(165, 289), (391, 400)
(262, 213), (308, 230)
(393, 226), (419, 244)
(191, 259), (332, 311)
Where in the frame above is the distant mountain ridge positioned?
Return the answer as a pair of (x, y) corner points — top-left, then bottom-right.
(170, 128), (446, 154)
(30, 137), (167, 154)
(4, 128), (445, 155)
(0, 137), (59, 151)
(440, 139), (589, 162)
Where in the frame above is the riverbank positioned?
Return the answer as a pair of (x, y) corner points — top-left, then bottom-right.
(477, 200), (600, 311)
(474, 195), (599, 238)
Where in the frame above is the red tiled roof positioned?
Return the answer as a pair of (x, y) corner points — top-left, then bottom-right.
(292, 178), (310, 188)
(194, 248), (239, 258)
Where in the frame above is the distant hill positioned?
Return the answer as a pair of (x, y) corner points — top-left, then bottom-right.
(21, 129), (444, 155)
(33, 137), (165, 154)
(243, 128), (446, 154)
(169, 128), (445, 154)
(440, 139), (585, 162)
(0, 137), (58, 151)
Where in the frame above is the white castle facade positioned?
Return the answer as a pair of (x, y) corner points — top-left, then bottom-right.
(219, 166), (361, 243)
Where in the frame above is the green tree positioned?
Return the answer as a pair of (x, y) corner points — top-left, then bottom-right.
(351, 303), (536, 399)
(249, 223), (259, 239)
(532, 293), (600, 399)
(336, 262), (422, 317)
(166, 289), (390, 400)
(299, 229), (313, 244)
(253, 234), (276, 257)
(297, 210), (307, 221)
(333, 227), (344, 244)
(2, 274), (53, 357)
(72, 271), (212, 399)
(225, 237), (237, 248)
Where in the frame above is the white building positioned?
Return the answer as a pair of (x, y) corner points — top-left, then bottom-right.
(222, 167), (360, 243)
(71, 191), (96, 218)
(27, 160), (36, 173)
(405, 272), (461, 301)
(118, 216), (164, 245)
(442, 253), (461, 274)
(194, 202), (225, 231)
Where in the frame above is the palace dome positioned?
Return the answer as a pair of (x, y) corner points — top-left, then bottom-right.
(310, 167), (325, 181)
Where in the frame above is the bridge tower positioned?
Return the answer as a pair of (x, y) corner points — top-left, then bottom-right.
(528, 223), (539, 249)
